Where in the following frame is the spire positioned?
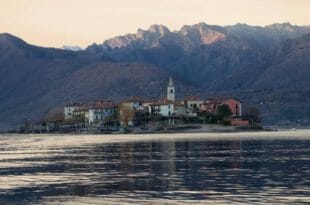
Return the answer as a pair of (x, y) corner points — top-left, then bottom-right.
(167, 77), (175, 102)
(168, 77), (174, 87)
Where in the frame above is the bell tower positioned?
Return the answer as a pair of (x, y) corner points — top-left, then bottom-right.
(167, 77), (175, 102)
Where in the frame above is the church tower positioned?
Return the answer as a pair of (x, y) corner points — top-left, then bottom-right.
(167, 77), (175, 102)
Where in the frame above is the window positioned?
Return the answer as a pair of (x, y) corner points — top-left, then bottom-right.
(170, 89), (173, 94)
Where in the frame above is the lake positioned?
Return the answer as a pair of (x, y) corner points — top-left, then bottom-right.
(0, 130), (309, 204)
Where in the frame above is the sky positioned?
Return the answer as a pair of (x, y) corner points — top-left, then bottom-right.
(0, 0), (309, 48)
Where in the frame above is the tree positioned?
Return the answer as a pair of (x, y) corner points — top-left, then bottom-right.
(118, 104), (135, 127)
(198, 111), (216, 124)
(216, 104), (233, 120)
(244, 107), (262, 126)
(134, 111), (150, 126)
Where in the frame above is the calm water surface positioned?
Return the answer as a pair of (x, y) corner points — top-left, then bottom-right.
(0, 132), (309, 204)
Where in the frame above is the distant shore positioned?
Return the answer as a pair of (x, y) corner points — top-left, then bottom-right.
(1, 124), (308, 135)
(0, 124), (266, 135)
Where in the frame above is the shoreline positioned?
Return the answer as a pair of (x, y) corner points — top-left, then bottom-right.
(0, 130), (309, 146)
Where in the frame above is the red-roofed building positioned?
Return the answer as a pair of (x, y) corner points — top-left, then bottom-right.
(201, 98), (242, 117)
(86, 101), (117, 126)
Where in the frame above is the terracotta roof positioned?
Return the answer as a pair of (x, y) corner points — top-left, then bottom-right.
(203, 98), (242, 105)
(74, 106), (90, 112)
(217, 98), (242, 104)
(150, 99), (174, 106)
(174, 102), (184, 106)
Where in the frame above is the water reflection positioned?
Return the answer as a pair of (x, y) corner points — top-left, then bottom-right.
(0, 134), (309, 204)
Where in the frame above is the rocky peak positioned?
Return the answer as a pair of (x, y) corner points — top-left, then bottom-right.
(148, 24), (170, 37)
(266, 22), (296, 32)
(179, 22), (226, 46)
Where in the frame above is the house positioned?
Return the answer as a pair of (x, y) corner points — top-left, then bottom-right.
(149, 99), (175, 117)
(85, 101), (117, 127)
(174, 101), (186, 116)
(217, 98), (242, 117)
(64, 103), (82, 119)
(182, 96), (203, 111)
(120, 96), (148, 110)
(201, 98), (217, 113)
(201, 98), (242, 117)
(181, 96), (203, 116)
(118, 97), (151, 126)
(72, 106), (89, 120)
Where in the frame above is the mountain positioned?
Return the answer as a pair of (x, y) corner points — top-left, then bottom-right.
(86, 22), (310, 88)
(0, 22), (310, 128)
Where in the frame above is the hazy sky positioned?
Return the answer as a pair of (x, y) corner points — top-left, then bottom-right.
(0, 0), (309, 48)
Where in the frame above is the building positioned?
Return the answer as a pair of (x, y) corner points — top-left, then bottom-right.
(64, 103), (82, 119)
(182, 96), (203, 111)
(120, 96), (147, 110)
(201, 98), (242, 117)
(118, 97), (151, 126)
(174, 102), (186, 116)
(182, 96), (203, 116)
(167, 77), (175, 102)
(149, 77), (179, 117)
(86, 101), (117, 126)
(201, 98), (217, 113)
(149, 99), (175, 117)
(218, 98), (242, 117)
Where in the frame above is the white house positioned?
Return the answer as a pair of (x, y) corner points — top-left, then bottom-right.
(85, 101), (116, 126)
(64, 103), (82, 120)
(149, 99), (175, 117)
(174, 102), (186, 116)
(182, 96), (203, 111)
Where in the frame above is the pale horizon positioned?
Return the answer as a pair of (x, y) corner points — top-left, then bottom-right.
(0, 0), (309, 48)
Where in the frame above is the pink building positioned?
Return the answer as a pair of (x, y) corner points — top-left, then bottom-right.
(201, 98), (242, 117)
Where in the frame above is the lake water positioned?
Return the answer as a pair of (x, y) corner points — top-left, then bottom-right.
(0, 131), (309, 204)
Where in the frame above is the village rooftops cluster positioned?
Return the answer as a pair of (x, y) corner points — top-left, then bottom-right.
(63, 77), (248, 127)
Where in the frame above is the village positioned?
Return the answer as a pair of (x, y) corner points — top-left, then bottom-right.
(35, 77), (255, 134)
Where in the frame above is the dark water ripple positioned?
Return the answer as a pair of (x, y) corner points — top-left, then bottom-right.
(0, 134), (309, 204)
